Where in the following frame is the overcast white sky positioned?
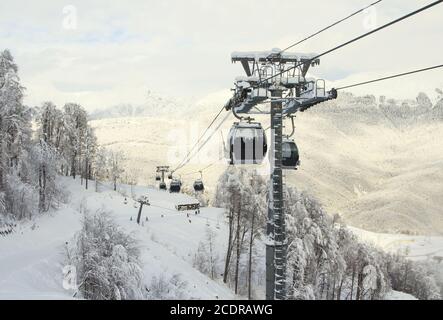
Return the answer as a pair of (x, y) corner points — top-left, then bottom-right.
(1, 0), (442, 111)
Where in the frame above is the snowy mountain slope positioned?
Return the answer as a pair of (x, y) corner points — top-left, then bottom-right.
(1, 176), (439, 300)
(89, 91), (201, 120)
(349, 226), (443, 262)
(0, 206), (81, 299)
(0, 177), (236, 300)
(90, 92), (443, 235)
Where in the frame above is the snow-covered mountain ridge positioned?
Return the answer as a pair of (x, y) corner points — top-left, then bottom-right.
(90, 91), (443, 235)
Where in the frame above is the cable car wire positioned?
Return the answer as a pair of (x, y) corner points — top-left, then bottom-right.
(259, 0), (443, 86)
(278, 0), (383, 55)
(174, 1), (442, 174)
(172, 105), (226, 172)
(173, 3), (386, 173)
(174, 111), (232, 173)
(335, 64), (443, 90)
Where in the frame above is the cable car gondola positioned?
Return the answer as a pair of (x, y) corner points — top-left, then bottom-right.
(155, 175), (161, 181)
(168, 173), (173, 180)
(170, 179), (181, 193)
(227, 122), (267, 165)
(193, 179), (204, 192)
(282, 138), (300, 170)
(159, 182), (167, 190)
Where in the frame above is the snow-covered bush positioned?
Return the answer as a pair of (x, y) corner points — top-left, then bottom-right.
(387, 253), (441, 300)
(193, 227), (220, 280)
(146, 274), (188, 300)
(67, 208), (144, 300)
(4, 171), (38, 220)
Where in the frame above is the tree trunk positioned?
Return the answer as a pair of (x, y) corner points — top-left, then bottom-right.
(248, 213), (255, 300)
(337, 278), (344, 300)
(223, 208), (234, 284)
(38, 164), (47, 213)
(234, 203), (241, 295)
(350, 265), (356, 300)
(331, 277), (336, 300)
(85, 158), (89, 190)
(71, 153), (76, 179)
(356, 269), (363, 300)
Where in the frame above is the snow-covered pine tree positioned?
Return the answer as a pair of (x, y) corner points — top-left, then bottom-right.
(0, 49), (35, 220)
(108, 150), (125, 191)
(62, 103), (88, 180)
(34, 102), (66, 212)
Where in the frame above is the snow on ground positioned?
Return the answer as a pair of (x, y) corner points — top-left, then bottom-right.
(0, 206), (81, 299)
(349, 226), (443, 262)
(384, 291), (418, 300)
(1, 176), (439, 300)
(0, 177), (234, 300)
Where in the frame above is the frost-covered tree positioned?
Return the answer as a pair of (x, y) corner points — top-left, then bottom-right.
(387, 252), (441, 300)
(62, 103), (88, 179)
(108, 150), (125, 191)
(214, 166), (266, 297)
(0, 49), (35, 220)
(67, 208), (144, 300)
(285, 187), (390, 300)
(34, 102), (66, 212)
(81, 126), (97, 190)
(193, 226), (219, 280)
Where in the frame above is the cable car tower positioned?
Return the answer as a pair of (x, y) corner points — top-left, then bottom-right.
(225, 48), (337, 300)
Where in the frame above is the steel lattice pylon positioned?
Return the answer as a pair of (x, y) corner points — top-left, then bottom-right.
(225, 48), (337, 300)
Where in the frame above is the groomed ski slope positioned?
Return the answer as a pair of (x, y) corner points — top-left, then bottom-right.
(0, 177), (234, 300)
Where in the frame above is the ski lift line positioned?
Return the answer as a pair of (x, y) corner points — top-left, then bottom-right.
(258, 0), (443, 87)
(174, 111), (232, 173)
(277, 0), (383, 55)
(335, 64), (443, 90)
(183, 158), (222, 177)
(97, 181), (181, 215)
(175, 112), (230, 173)
(182, 161), (217, 177)
(174, 115), (227, 173)
(172, 105), (226, 172)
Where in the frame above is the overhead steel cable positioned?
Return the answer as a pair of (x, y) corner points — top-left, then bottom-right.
(260, 0), (443, 86)
(335, 64), (443, 90)
(174, 111), (232, 173)
(172, 105), (225, 172)
(182, 158), (222, 177)
(278, 0), (383, 54)
(173, 2), (385, 174)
